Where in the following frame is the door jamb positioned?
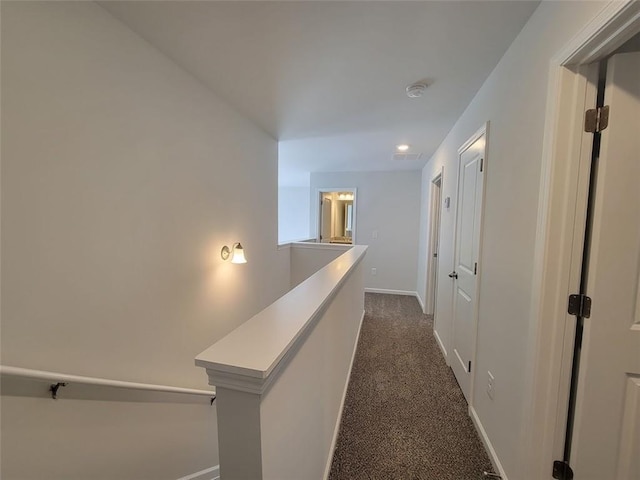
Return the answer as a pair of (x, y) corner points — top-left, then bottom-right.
(522, 1), (640, 477)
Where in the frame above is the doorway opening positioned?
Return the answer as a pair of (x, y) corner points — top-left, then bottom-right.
(426, 172), (443, 316)
(316, 189), (357, 244)
(559, 41), (640, 480)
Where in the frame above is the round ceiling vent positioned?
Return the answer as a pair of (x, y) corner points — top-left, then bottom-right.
(406, 82), (428, 98)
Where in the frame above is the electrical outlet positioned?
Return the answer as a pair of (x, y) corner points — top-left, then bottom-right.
(371, 268), (377, 276)
(487, 371), (495, 400)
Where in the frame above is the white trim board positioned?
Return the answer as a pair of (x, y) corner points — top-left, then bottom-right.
(364, 288), (419, 298)
(176, 466), (219, 480)
(415, 291), (426, 313)
(470, 406), (508, 480)
(434, 329), (448, 362)
(323, 309), (366, 480)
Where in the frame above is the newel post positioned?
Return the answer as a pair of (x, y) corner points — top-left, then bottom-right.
(196, 350), (280, 479)
(206, 381), (267, 479)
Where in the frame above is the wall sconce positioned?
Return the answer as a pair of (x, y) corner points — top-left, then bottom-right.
(221, 243), (247, 264)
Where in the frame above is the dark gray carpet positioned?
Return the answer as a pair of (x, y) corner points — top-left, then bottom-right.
(329, 293), (493, 480)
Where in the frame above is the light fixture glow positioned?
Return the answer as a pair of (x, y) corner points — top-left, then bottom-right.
(396, 144), (410, 152)
(221, 242), (247, 264)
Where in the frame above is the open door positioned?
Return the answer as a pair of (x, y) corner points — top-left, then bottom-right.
(320, 196), (332, 243)
(569, 51), (640, 480)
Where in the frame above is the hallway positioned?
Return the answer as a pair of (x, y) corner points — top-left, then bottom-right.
(329, 293), (492, 480)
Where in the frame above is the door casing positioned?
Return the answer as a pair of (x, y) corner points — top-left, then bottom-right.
(522, 1), (640, 477)
(425, 169), (443, 316)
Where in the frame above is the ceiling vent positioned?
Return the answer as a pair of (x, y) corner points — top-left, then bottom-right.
(393, 152), (423, 161)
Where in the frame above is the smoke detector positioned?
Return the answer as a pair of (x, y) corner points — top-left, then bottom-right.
(406, 82), (428, 98)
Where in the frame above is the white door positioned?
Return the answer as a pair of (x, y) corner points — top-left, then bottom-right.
(320, 197), (331, 243)
(450, 129), (486, 402)
(571, 52), (640, 480)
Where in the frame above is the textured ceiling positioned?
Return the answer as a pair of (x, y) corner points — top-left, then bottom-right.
(100, 1), (540, 185)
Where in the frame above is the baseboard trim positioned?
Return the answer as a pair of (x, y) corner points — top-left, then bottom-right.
(433, 328), (448, 362)
(469, 406), (508, 480)
(176, 465), (219, 480)
(415, 292), (426, 313)
(364, 288), (418, 297)
(323, 309), (366, 480)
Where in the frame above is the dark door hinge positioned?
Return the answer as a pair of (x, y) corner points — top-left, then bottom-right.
(584, 105), (609, 133)
(552, 460), (574, 480)
(433, 253), (438, 258)
(568, 294), (592, 318)
(480, 157), (484, 172)
(468, 361), (471, 373)
(474, 262), (478, 275)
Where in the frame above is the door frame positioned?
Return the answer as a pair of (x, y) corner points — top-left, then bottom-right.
(315, 188), (358, 244)
(523, 1), (640, 477)
(450, 123), (488, 406)
(425, 168), (443, 316)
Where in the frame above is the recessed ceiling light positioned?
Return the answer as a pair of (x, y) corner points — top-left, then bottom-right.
(396, 144), (410, 152)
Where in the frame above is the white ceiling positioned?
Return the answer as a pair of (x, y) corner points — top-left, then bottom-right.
(100, 1), (540, 186)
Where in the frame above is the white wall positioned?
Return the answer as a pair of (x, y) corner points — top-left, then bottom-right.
(311, 171), (421, 294)
(0, 2), (289, 479)
(416, 1), (607, 479)
(278, 186), (311, 243)
(289, 243), (350, 289)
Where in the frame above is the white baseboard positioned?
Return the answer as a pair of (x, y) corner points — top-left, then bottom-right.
(469, 406), (508, 480)
(323, 309), (366, 480)
(415, 292), (426, 312)
(433, 328), (448, 362)
(364, 288), (419, 297)
(176, 465), (219, 480)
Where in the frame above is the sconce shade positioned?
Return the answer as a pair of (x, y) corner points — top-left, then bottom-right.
(221, 242), (247, 264)
(231, 243), (247, 264)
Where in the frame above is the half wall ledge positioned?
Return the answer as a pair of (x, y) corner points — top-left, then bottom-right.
(195, 244), (367, 394)
(194, 244), (367, 480)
